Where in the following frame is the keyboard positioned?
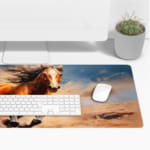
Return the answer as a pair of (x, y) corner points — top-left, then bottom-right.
(0, 95), (81, 116)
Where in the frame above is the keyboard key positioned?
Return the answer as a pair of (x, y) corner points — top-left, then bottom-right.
(0, 95), (81, 116)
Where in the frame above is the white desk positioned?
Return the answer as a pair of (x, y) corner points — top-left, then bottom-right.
(0, 0), (110, 41)
(0, 40), (149, 149)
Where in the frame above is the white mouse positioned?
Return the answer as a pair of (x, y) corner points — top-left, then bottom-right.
(92, 83), (112, 102)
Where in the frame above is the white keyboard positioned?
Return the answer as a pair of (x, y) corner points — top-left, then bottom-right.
(0, 95), (81, 116)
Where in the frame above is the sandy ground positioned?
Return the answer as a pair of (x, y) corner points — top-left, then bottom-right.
(0, 100), (143, 128)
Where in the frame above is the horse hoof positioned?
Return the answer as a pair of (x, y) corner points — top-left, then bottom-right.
(4, 120), (19, 127)
(29, 119), (42, 127)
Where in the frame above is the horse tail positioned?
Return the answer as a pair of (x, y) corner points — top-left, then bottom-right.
(0, 83), (18, 94)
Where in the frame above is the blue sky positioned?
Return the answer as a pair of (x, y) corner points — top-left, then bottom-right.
(60, 65), (137, 103)
(61, 65), (133, 84)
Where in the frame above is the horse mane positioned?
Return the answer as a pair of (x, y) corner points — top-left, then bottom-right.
(0, 65), (50, 84)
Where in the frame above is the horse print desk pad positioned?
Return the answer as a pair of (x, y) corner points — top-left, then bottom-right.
(0, 65), (143, 128)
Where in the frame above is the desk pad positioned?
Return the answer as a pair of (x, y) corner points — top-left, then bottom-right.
(0, 65), (143, 128)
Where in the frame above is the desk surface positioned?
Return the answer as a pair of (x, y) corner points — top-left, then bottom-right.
(0, 65), (143, 127)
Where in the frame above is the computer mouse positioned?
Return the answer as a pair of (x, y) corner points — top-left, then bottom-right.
(92, 83), (112, 102)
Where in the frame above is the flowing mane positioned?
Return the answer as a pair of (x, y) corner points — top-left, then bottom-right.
(0, 65), (49, 84)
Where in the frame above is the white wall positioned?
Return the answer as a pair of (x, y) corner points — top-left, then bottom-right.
(109, 0), (149, 38)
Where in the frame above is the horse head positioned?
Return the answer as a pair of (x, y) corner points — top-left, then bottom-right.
(39, 65), (63, 90)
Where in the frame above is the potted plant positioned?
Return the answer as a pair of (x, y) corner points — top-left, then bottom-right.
(114, 14), (146, 60)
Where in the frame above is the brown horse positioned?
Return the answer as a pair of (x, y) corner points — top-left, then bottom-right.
(0, 65), (63, 95)
(13, 66), (63, 95)
(0, 65), (63, 127)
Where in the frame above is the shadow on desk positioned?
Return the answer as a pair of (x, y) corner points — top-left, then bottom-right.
(47, 40), (116, 57)
(0, 40), (116, 55)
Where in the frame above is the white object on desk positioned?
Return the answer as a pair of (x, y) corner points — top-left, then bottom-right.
(0, 0), (110, 41)
(0, 95), (81, 116)
(92, 83), (112, 102)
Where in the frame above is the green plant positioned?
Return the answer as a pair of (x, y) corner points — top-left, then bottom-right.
(116, 14), (145, 36)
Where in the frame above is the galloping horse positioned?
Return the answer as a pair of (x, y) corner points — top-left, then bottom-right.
(13, 66), (62, 95)
(0, 65), (63, 127)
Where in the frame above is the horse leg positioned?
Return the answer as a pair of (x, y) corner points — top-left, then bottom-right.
(4, 116), (19, 127)
(29, 116), (44, 127)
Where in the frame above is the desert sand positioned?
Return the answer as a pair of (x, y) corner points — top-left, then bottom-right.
(0, 100), (143, 128)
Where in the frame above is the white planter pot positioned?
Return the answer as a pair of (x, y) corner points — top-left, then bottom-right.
(114, 30), (145, 60)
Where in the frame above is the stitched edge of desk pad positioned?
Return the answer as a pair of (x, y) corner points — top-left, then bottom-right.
(0, 65), (143, 128)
